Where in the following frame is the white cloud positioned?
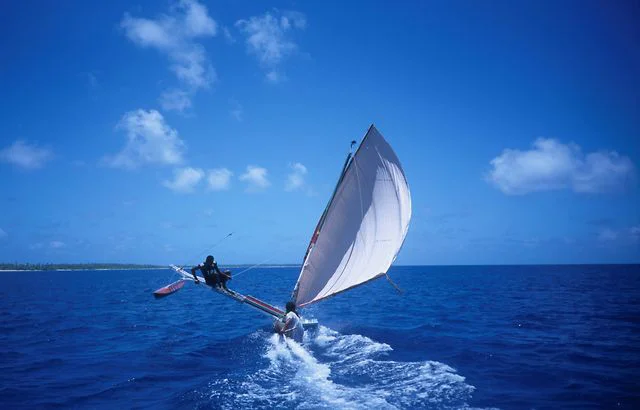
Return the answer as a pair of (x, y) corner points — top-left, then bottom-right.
(487, 138), (635, 195)
(121, 15), (176, 49)
(121, 0), (217, 110)
(285, 162), (307, 191)
(207, 168), (233, 190)
(106, 109), (185, 169)
(280, 11), (306, 30)
(235, 10), (305, 82)
(0, 140), (53, 170)
(181, 0), (217, 37)
(169, 47), (216, 89)
(159, 89), (192, 112)
(239, 165), (270, 192)
(0, 228), (7, 239)
(573, 151), (636, 193)
(50, 240), (66, 249)
(163, 167), (204, 193)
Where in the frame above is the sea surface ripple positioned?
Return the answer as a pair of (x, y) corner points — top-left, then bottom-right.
(1, 265), (639, 409)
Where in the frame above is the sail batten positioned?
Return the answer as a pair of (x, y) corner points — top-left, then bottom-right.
(293, 125), (412, 307)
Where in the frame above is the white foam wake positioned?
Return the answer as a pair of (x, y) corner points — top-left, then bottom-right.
(206, 326), (485, 409)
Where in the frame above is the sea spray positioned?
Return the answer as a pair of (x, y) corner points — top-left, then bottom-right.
(203, 326), (478, 409)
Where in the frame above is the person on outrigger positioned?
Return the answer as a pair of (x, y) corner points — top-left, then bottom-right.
(191, 255), (230, 290)
(276, 301), (304, 342)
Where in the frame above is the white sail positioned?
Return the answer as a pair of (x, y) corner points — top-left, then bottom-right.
(293, 125), (412, 307)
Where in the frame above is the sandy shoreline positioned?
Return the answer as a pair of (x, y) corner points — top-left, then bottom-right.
(0, 265), (299, 272)
(0, 268), (170, 272)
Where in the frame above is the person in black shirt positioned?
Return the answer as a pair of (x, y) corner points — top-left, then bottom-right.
(191, 255), (230, 290)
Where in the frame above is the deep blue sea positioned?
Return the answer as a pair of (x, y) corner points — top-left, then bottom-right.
(1, 265), (639, 409)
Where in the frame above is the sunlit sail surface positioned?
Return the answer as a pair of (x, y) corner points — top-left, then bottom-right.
(293, 125), (412, 307)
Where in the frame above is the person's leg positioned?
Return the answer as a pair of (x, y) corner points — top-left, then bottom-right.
(204, 272), (219, 287)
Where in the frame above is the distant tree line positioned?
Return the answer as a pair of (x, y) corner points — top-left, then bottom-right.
(0, 263), (164, 271)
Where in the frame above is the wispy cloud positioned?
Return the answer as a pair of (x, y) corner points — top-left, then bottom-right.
(0, 228), (7, 239)
(230, 99), (243, 121)
(50, 240), (66, 249)
(87, 72), (99, 89)
(487, 138), (635, 195)
(163, 167), (204, 193)
(0, 140), (53, 170)
(596, 226), (640, 242)
(505, 237), (541, 248)
(265, 70), (281, 83)
(105, 109), (185, 169)
(207, 168), (233, 190)
(598, 228), (619, 242)
(29, 238), (69, 251)
(587, 217), (615, 227)
(239, 165), (270, 192)
(159, 89), (192, 112)
(222, 26), (235, 43)
(121, 0), (217, 111)
(285, 162), (307, 191)
(235, 10), (306, 82)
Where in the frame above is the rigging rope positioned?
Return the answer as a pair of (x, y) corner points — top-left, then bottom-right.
(385, 273), (404, 294)
(233, 256), (276, 278)
(183, 232), (234, 268)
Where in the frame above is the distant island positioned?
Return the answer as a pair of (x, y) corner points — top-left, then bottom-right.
(0, 263), (165, 271)
(0, 263), (302, 271)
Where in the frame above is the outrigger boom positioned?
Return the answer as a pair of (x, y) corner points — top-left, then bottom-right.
(169, 265), (317, 329)
(170, 265), (284, 319)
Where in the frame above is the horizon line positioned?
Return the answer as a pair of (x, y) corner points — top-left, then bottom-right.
(1, 262), (639, 268)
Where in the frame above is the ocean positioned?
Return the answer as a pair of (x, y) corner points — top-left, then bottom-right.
(1, 265), (639, 409)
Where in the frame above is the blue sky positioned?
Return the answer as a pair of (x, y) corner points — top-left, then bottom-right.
(0, 0), (638, 265)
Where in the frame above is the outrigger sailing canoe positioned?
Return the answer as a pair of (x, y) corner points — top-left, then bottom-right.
(162, 124), (412, 327)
